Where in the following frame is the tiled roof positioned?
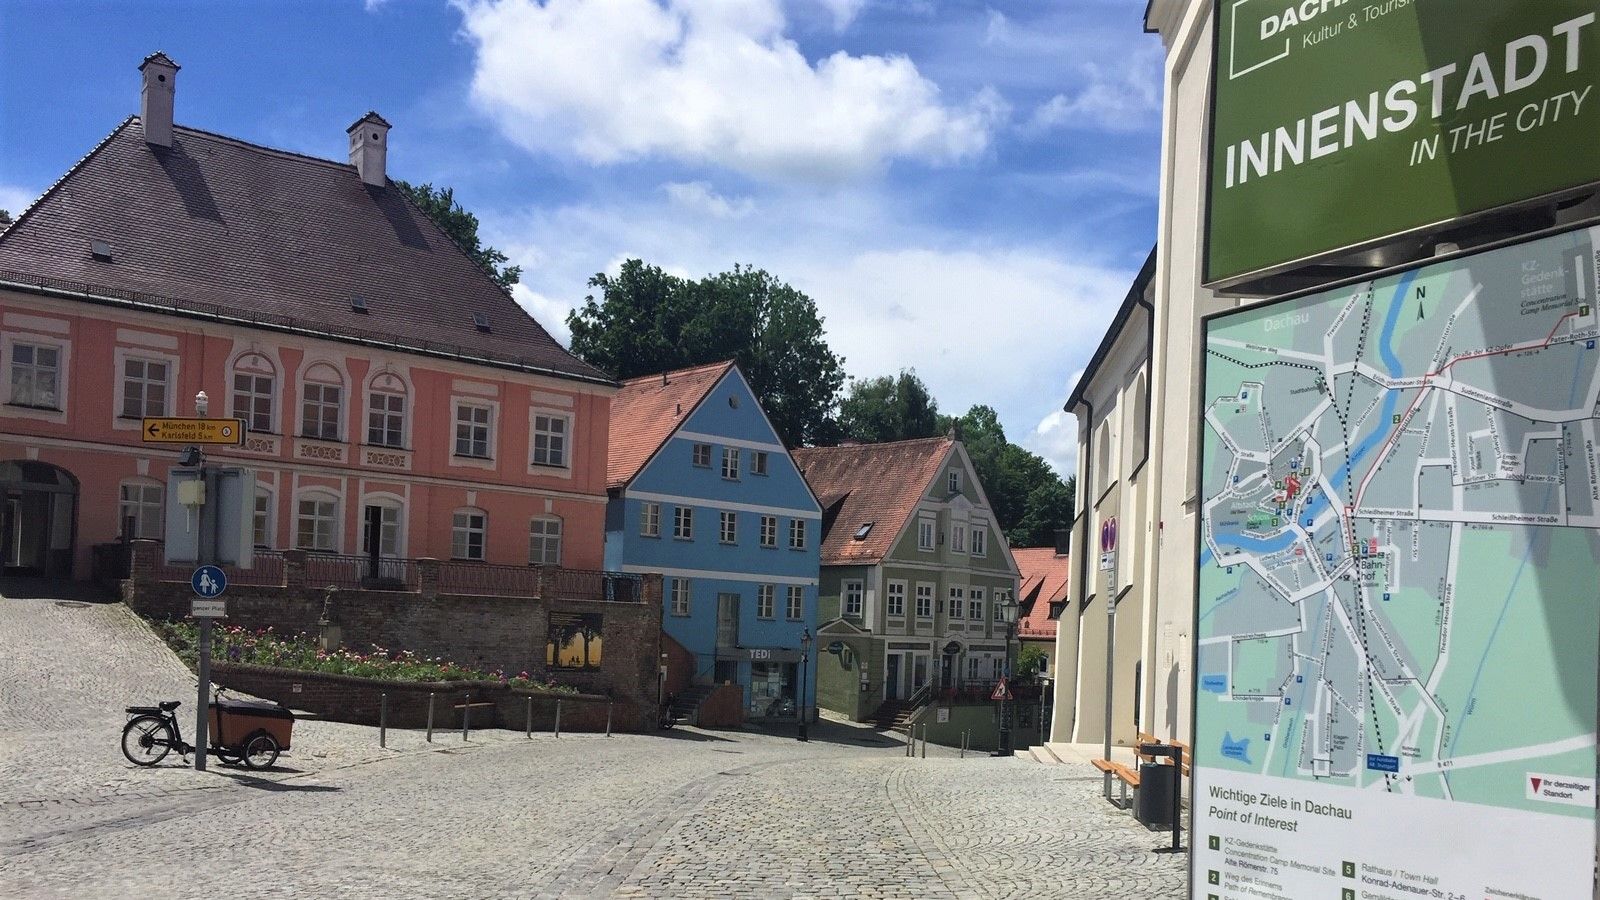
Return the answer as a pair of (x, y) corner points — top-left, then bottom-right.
(1013, 547), (1069, 640)
(0, 117), (612, 385)
(607, 361), (736, 489)
(791, 437), (953, 565)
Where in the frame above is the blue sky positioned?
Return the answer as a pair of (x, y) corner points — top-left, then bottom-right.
(0, 0), (1161, 473)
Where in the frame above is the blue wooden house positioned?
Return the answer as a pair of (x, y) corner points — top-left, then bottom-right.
(605, 361), (821, 724)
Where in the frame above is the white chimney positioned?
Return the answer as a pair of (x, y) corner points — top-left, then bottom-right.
(347, 111), (391, 188)
(139, 52), (179, 148)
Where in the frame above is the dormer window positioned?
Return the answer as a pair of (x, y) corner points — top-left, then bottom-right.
(948, 470), (963, 494)
(853, 522), (874, 541)
(90, 239), (113, 261)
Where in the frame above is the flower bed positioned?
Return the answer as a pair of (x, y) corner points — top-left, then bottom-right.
(151, 620), (578, 695)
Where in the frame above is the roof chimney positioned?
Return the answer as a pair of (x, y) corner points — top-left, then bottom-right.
(347, 111), (391, 187)
(139, 52), (179, 148)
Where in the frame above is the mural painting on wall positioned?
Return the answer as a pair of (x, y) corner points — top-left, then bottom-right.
(547, 612), (603, 671)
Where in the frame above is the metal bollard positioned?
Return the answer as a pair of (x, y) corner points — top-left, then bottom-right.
(462, 693), (471, 741)
(554, 699), (562, 738)
(526, 695), (533, 739)
(960, 729), (966, 759)
(379, 692), (388, 749)
(426, 692), (435, 743)
(920, 724), (928, 759)
(606, 701), (613, 738)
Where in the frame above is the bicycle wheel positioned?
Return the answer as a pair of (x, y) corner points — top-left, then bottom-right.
(242, 733), (280, 770)
(122, 715), (173, 767)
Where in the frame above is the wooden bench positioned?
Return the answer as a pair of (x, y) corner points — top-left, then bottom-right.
(1091, 757), (1141, 808)
(1093, 732), (1191, 810)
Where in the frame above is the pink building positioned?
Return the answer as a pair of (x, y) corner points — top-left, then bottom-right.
(0, 54), (616, 579)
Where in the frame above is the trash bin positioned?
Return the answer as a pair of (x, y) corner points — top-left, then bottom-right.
(1136, 762), (1178, 827)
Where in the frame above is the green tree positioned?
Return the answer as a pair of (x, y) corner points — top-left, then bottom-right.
(0, 209), (12, 225)
(947, 404), (1076, 548)
(1016, 643), (1049, 680)
(567, 260), (847, 446)
(835, 369), (943, 444)
(397, 181), (521, 289)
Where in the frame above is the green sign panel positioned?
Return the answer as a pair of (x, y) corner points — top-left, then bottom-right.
(1208, 1), (1600, 286)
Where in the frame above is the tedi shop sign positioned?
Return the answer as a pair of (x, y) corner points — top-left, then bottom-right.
(1207, 0), (1599, 287)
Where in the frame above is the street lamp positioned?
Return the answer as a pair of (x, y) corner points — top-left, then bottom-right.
(997, 594), (1019, 755)
(798, 628), (812, 742)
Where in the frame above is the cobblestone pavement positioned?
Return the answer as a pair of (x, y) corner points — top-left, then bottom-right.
(1, 589), (1186, 898)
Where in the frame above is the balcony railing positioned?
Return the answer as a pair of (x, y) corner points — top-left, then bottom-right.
(436, 561), (540, 598)
(303, 554), (418, 591)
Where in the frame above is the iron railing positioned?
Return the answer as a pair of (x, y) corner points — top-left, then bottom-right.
(151, 548), (287, 587)
(303, 554), (417, 592)
(436, 561), (541, 598)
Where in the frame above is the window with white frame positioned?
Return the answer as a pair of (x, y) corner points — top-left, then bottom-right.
(991, 657), (1004, 680)
(253, 487), (274, 548)
(120, 357), (169, 418)
(119, 481), (163, 540)
(971, 523), (988, 557)
(529, 516), (562, 565)
(301, 364), (343, 441)
(296, 493), (340, 552)
(948, 469), (962, 494)
(757, 584), (775, 619)
(950, 525), (966, 553)
(752, 451), (769, 476)
(362, 502), (403, 557)
(915, 584), (933, 619)
(788, 518), (806, 550)
(967, 656), (979, 681)
(231, 354), (275, 433)
(719, 510), (737, 544)
(887, 581), (906, 617)
(531, 413), (568, 468)
(917, 516), (935, 551)
(691, 443), (711, 467)
(670, 578), (691, 616)
(640, 502), (660, 537)
(969, 587), (985, 622)
(454, 402), (493, 458)
(721, 447), (740, 480)
(785, 585), (803, 620)
(451, 509), (487, 560)
(10, 342), (61, 409)
(759, 515), (777, 548)
(843, 580), (864, 618)
(993, 592), (1008, 622)
(948, 586), (965, 619)
(672, 506), (693, 540)
(367, 374), (407, 447)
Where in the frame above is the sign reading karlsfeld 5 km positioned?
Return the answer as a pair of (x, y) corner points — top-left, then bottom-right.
(1194, 225), (1600, 898)
(1208, 1), (1599, 286)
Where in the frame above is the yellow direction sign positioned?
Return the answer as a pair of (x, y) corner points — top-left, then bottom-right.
(141, 417), (246, 445)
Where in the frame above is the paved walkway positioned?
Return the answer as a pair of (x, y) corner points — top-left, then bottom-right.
(0, 588), (1186, 898)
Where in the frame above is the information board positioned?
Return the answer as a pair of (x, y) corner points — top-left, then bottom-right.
(1207, 1), (1600, 286)
(1194, 225), (1600, 897)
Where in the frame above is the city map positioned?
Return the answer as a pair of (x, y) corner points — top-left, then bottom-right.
(1197, 225), (1600, 817)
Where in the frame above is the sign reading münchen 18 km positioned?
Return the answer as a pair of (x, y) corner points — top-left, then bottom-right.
(1195, 226), (1600, 898)
(1208, 0), (1598, 285)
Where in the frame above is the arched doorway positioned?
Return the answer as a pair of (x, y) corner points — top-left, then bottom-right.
(0, 461), (78, 577)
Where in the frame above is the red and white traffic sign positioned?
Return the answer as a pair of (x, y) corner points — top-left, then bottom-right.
(990, 677), (1013, 702)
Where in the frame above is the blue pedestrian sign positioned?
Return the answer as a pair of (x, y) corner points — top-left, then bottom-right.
(192, 565), (228, 598)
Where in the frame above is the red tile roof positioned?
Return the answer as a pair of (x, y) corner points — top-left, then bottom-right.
(1013, 547), (1069, 640)
(791, 437), (953, 565)
(607, 361), (736, 489)
(0, 117), (611, 385)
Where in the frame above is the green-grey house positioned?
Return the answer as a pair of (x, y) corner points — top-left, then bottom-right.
(792, 436), (1021, 723)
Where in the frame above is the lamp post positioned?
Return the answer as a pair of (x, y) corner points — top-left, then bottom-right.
(997, 594), (1018, 755)
(797, 628), (812, 742)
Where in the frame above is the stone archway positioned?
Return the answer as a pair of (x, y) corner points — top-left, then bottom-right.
(0, 460), (78, 577)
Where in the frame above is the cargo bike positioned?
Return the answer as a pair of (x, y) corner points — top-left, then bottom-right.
(122, 691), (295, 770)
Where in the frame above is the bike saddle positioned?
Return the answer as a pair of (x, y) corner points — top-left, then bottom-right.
(159, 700), (181, 711)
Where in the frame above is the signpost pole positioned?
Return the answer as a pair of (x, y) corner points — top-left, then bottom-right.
(1100, 518), (1118, 800)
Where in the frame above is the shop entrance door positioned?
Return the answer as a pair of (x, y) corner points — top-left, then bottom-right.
(885, 654), (902, 701)
(0, 461), (77, 578)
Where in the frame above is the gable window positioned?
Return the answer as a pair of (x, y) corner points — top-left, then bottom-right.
(301, 364), (343, 441)
(529, 516), (563, 566)
(640, 502), (661, 537)
(253, 487), (274, 549)
(915, 584), (934, 619)
(948, 470), (962, 494)
(691, 443), (711, 467)
(757, 584), (775, 619)
(721, 447), (740, 480)
(917, 516), (936, 552)
(843, 580), (864, 618)
(719, 510), (738, 545)
(454, 403), (493, 459)
(786, 585), (804, 620)
(948, 586), (965, 619)
(950, 525), (967, 554)
(451, 509), (487, 560)
(673, 506), (694, 540)
(119, 480), (163, 540)
(971, 523), (988, 557)
(531, 413), (569, 468)
(367, 374), (407, 448)
(10, 342), (61, 409)
(670, 578), (691, 616)
(295, 493), (340, 552)
(788, 519), (806, 550)
(230, 354), (275, 434)
(886, 581), (906, 617)
(759, 515), (777, 548)
(121, 357), (169, 418)
(752, 451), (769, 476)
(969, 587), (985, 622)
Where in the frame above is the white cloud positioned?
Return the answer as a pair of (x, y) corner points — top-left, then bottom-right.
(511, 283), (577, 346)
(0, 184), (40, 219)
(813, 0), (865, 30)
(662, 181), (755, 219)
(983, 8), (1010, 46)
(455, 0), (1005, 181)
(363, 0), (389, 11)
(1022, 368), (1086, 477)
(1025, 43), (1162, 133)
